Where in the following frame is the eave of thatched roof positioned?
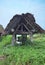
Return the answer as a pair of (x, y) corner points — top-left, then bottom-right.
(5, 15), (21, 34)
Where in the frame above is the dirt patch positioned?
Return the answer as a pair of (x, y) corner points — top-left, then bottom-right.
(0, 55), (5, 60)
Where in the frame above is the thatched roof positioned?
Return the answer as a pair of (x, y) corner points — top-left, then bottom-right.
(0, 25), (4, 33)
(5, 13), (44, 34)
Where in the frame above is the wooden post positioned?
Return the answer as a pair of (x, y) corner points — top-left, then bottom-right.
(15, 34), (16, 43)
(30, 32), (33, 42)
(11, 34), (16, 46)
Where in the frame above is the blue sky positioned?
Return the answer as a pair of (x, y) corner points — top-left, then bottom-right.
(0, 0), (45, 29)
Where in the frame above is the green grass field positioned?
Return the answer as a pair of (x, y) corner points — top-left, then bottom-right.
(0, 34), (45, 65)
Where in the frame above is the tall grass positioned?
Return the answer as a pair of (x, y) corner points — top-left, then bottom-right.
(0, 34), (45, 65)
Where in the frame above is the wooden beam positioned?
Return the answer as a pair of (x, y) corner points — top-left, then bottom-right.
(16, 24), (21, 32)
(14, 23), (32, 35)
(30, 33), (33, 42)
(11, 34), (16, 46)
(15, 31), (29, 35)
(22, 23), (32, 34)
(21, 24), (23, 31)
(24, 16), (35, 30)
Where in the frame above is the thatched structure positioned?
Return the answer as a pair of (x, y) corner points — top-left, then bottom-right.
(5, 13), (44, 45)
(0, 25), (4, 36)
(5, 13), (44, 34)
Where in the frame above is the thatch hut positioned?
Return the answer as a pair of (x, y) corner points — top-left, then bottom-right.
(0, 25), (5, 36)
(5, 13), (44, 45)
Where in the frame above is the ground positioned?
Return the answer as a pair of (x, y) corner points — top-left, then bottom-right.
(0, 34), (45, 65)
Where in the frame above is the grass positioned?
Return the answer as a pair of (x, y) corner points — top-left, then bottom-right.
(0, 34), (45, 65)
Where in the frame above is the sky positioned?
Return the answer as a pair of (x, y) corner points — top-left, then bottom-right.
(0, 0), (45, 30)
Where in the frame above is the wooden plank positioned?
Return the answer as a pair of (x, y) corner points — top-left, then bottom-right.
(15, 30), (29, 34)
(16, 24), (21, 32)
(22, 23), (32, 34)
(24, 16), (35, 30)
